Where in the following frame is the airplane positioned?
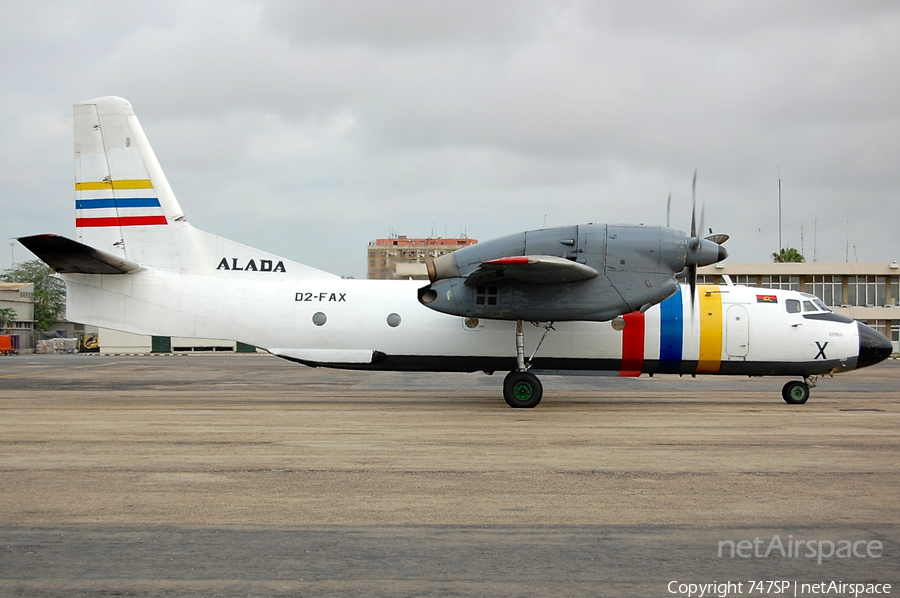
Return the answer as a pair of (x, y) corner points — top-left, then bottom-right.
(18, 97), (893, 408)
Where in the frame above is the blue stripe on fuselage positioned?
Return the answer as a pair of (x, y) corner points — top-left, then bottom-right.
(658, 286), (683, 371)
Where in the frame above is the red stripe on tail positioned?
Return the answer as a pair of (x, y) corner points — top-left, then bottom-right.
(76, 216), (168, 228)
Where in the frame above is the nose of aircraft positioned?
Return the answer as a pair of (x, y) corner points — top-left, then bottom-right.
(857, 321), (893, 369)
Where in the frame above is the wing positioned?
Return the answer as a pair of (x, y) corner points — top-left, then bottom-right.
(466, 255), (598, 285)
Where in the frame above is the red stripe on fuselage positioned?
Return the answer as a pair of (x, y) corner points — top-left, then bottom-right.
(76, 216), (168, 227)
(619, 312), (645, 377)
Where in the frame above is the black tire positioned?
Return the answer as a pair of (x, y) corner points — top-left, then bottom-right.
(503, 371), (543, 408)
(782, 380), (810, 405)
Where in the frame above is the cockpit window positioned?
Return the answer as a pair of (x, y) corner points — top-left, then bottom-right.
(785, 299), (801, 314)
(812, 298), (830, 312)
(802, 300), (817, 312)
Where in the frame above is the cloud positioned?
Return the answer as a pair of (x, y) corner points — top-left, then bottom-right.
(2, 0), (899, 276)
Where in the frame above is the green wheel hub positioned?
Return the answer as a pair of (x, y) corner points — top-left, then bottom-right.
(512, 382), (533, 401)
(782, 380), (810, 405)
(503, 371), (543, 408)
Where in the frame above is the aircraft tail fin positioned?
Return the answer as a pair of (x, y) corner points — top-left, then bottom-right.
(74, 96), (188, 270)
(72, 97), (335, 278)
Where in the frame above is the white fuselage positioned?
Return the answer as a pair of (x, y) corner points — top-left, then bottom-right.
(63, 269), (862, 378)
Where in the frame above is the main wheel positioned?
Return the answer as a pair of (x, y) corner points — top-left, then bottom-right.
(503, 371), (543, 408)
(782, 380), (810, 405)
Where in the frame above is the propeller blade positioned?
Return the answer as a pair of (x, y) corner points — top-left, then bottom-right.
(699, 203), (706, 247)
(689, 263), (697, 310)
(689, 168), (699, 317)
(666, 192), (671, 228)
(690, 169), (697, 240)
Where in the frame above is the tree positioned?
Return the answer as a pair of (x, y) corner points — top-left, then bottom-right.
(772, 247), (805, 263)
(0, 260), (65, 332)
(0, 307), (17, 330)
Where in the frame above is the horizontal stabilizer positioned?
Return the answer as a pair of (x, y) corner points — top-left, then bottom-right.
(467, 255), (598, 285)
(18, 234), (143, 274)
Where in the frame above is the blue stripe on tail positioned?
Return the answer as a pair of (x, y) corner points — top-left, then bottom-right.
(76, 198), (161, 210)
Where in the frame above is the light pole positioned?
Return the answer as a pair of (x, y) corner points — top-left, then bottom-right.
(777, 166), (782, 253)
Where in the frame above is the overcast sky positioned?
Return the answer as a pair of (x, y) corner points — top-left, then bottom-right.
(2, 1), (899, 277)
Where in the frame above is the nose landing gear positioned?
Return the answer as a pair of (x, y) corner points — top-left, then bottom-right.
(782, 376), (816, 405)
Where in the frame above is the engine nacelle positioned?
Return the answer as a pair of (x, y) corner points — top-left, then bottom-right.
(417, 223), (726, 322)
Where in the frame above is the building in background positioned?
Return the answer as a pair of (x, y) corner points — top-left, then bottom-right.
(698, 261), (900, 353)
(0, 282), (35, 350)
(94, 329), (256, 354)
(367, 234), (477, 280)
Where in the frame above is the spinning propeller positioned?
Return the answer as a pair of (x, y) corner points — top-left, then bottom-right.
(675, 169), (729, 309)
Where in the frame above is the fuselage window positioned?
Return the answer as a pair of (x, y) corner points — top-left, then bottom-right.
(785, 299), (801, 314)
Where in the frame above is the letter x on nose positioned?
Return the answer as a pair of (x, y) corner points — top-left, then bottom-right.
(814, 341), (828, 360)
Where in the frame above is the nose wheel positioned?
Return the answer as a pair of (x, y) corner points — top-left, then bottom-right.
(781, 380), (811, 404)
(503, 371), (543, 408)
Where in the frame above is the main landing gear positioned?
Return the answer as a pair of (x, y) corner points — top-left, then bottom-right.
(503, 320), (553, 408)
(782, 376), (816, 405)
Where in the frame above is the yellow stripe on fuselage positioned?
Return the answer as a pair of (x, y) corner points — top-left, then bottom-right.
(76, 179), (153, 191)
(697, 285), (723, 373)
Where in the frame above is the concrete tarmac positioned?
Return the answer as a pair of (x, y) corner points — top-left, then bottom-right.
(0, 354), (897, 597)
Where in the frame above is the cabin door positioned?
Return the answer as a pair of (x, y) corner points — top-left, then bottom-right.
(725, 305), (750, 358)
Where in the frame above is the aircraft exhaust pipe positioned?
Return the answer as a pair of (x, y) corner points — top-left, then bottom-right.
(418, 287), (438, 304)
(427, 253), (460, 282)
